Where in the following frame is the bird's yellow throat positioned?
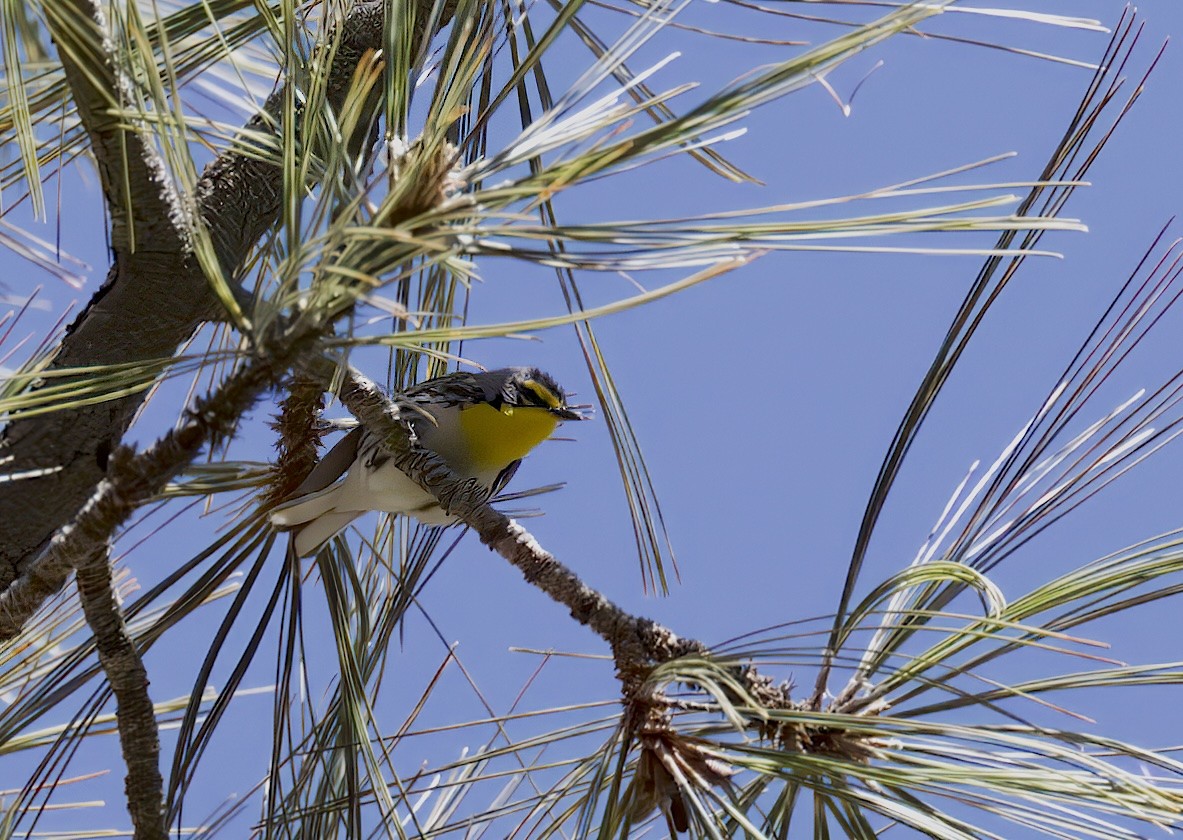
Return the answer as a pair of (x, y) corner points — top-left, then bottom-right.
(459, 403), (560, 470)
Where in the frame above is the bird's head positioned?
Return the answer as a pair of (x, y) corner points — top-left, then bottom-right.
(495, 367), (588, 422)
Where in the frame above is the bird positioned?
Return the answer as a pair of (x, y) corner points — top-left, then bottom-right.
(270, 367), (584, 557)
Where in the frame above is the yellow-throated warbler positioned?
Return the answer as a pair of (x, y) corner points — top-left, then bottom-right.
(271, 367), (583, 556)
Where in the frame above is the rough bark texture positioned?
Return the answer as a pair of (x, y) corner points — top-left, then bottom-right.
(0, 335), (316, 645)
(0, 1), (429, 593)
(74, 545), (166, 840)
(266, 377), (329, 504)
(1, 0), (200, 589)
(0, 327), (332, 641)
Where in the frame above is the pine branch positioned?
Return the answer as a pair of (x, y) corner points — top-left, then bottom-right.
(73, 544), (165, 840)
(0, 0), (448, 594)
(325, 367), (804, 827)
(0, 327), (322, 639)
(331, 368), (789, 701)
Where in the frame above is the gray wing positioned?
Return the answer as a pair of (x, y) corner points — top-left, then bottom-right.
(401, 370), (505, 408)
(490, 458), (522, 496)
(288, 427), (363, 498)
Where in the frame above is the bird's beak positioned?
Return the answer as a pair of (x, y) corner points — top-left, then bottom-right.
(553, 406), (587, 421)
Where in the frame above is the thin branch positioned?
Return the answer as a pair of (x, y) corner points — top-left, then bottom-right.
(321, 366), (804, 826)
(0, 330), (320, 640)
(330, 368), (778, 697)
(0, 550), (75, 642)
(72, 544), (165, 840)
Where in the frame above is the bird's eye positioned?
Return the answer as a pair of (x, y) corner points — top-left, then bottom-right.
(521, 378), (561, 409)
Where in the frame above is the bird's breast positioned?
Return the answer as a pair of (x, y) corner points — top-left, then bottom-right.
(458, 403), (559, 470)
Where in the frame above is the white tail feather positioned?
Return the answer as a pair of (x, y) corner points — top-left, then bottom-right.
(293, 510), (363, 557)
(270, 484), (341, 527)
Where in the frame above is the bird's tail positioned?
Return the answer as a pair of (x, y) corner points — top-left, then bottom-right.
(291, 510), (363, 557)
(271, 485), (362, 557)
(270, 484), (341, 527)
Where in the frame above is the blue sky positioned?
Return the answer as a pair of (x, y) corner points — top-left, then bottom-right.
(3, 1), (1183, 834)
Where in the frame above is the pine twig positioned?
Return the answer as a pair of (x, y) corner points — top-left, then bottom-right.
(0, 332), (321, 640)
(73, 545), (165, 840)
(332, 368), (778, 696)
